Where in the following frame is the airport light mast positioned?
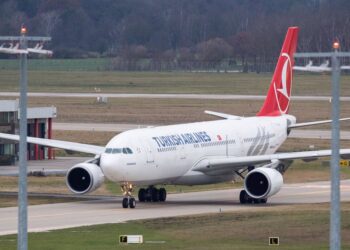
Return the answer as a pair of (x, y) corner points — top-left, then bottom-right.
(294, 43), (350, 250)
(0, 26), (52, 250)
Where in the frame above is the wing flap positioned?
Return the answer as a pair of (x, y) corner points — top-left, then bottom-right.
(0, 132), (104, 155)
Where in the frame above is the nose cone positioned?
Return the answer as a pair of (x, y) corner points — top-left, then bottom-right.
(100, 153), (124, 182)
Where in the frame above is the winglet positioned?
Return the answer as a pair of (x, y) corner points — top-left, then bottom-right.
(257, 27), (299, 116)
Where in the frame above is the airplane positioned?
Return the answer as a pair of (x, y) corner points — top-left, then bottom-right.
(0, 43), (28, 54)
(1, 26), (350, 209)
(27, 43), (53, 56)
(294, 60), (350, 72)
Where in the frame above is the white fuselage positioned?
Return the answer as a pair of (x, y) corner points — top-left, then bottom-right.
(100, 115), (295, 186)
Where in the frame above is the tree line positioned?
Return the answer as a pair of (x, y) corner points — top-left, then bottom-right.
(0, 0), (350, 70)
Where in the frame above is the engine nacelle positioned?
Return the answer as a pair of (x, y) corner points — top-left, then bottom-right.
(244, 167), (283, 199)
(66, 162), (105, 194)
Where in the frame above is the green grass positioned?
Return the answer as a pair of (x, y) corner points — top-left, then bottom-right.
(0, 196), (83, 208)
(1, 69), (349, 95)
(0, 58), (109, 71)
(0, 203), (349, 250)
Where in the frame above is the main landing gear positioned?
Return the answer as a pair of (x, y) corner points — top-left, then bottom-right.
(138, 186), (167, 202)
(121, 183), (136, 209)
(239, 190), (267, 204)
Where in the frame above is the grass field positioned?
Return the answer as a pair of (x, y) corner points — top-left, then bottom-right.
(0, 58), (109, 71)
(0, 196), (81, 208)
(0, 203), (349, 250)
(1, 69), (350, 95)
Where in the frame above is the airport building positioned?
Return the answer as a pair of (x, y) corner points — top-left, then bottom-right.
(0, 100), (57, 165)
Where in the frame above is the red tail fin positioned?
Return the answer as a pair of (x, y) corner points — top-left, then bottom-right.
(257, 27), (299, 116)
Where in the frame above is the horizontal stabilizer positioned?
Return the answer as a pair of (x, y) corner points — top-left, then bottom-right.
(289, 117), (350, 128)
(204, 110), (241, 120)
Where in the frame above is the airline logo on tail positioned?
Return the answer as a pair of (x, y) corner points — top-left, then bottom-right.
(274, 52), (292, 114)
(257, 27), (298, 116)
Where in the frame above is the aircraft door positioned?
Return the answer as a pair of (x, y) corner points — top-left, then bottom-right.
(177, 145), (186, 160)
(139, 137), (155, 165)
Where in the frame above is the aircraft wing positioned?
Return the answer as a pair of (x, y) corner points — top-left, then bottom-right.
(192, 149), (350, 174)
(293, 66), (312, 71)
(0, 133), (104, 155)
(204, 110), (241, 120)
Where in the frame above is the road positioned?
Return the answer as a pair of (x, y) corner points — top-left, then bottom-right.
(53, 122), (350, 140)
(0, 92), (348, 101)
(0, 180), (349, 236)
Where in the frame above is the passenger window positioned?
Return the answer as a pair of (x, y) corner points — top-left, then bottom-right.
(112, 148), (122, 154)
(122, 148), (128, 154)
(126, 148), (133, 154)
(105, 148), (112, 153)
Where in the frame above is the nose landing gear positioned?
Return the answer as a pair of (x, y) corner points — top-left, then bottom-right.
(121, 183), (136, 209)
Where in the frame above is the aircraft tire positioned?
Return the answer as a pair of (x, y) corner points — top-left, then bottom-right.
(151, 188), (160, 202)
(122, 197), (129, 208)
(253, 199), (261, 204)
(138, 188), (146, 202)
(129, 197), (136, 209)
(239, 190), (247, 204)
(145, 187), (152, 202)
(159, 188), (167, 202)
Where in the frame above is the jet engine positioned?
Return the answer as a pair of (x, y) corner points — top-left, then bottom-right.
(244, 167), (283, 199)
(66, 162), (105, 194)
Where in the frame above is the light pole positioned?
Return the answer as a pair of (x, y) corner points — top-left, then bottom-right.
(330, 40), (341, 250)
(0, 26), (51, 250)
(18, 25), (28, 250)
(294, 44), (350, 250)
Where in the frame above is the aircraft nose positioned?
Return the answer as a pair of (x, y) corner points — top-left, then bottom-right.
(100, 153), (124, 182)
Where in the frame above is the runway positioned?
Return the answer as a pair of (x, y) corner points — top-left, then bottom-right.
(53, 122), (350, 140)
(0, 92), (348, 101)
(0, 179), (349, 236)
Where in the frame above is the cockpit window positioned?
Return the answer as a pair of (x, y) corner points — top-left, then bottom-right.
(112, 148), (122, 154)
(105, 147), (133, 154)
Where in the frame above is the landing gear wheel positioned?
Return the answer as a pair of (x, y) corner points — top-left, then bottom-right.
(239, 190), (248, 204)
(260, 198), (267, 204)
(151, 188), (160, 202)
(122, 197), (129, 208)
(159, 188), (167, 202)
(145, 187), (152, 202)
(129, 197), (136, 208)
(253, 198), (261, 204)
(138, 188), (146, 202)
(121, 183), (136, 209)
